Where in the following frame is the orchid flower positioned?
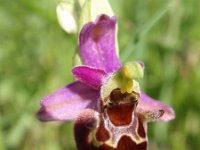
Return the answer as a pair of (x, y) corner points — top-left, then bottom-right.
(37, 14), (175, 150)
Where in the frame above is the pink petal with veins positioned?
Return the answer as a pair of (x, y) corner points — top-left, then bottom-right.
(37, 81), (99, 121)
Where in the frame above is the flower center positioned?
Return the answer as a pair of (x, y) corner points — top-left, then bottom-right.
(113, 61), (144, 93)
(103, 88), (139, 126)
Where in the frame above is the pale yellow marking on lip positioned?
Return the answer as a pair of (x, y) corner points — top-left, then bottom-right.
(92, 109), (147, 148)
(103, 111), (147, 148)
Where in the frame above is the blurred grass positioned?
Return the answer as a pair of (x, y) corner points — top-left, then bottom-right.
(0, 0), (200, 149)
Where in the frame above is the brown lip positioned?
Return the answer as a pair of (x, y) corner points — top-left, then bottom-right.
(105, 104), (135, 126)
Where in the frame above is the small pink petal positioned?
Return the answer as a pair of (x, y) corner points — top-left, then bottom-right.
(37, 81), (99, 121)
(72, 66), (106, 89)
(79, 14), (121, 73)
(137, 92), (175, 122)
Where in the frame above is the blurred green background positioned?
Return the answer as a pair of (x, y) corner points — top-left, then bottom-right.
(0, 0), (200, 149)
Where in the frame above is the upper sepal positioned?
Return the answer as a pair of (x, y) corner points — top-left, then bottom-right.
(79, 14), (121, 73)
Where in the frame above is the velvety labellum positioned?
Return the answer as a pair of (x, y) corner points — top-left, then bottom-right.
(74, 89), (147, 150)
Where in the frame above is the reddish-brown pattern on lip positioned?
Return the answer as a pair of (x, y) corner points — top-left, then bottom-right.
(74, 87), (147, 150)
(137, 115), (146, 138)
(74, 110), (148, 150)
(96, 119), (110, 142)
(106, 104), (134, 126)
